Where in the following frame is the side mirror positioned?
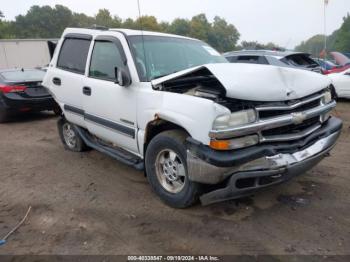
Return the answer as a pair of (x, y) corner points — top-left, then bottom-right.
(114, 67), (131, 87)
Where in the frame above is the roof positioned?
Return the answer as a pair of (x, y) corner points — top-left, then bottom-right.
(223, 50), (309, 58)
(63, 27), (196, 41)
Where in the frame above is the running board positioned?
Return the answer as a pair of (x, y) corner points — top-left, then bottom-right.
(74, 126), (144, 170)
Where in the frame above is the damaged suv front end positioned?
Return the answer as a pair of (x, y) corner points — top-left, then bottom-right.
(128, 33), (342, 206)
(187, 90), (341, 205)
(150, 62), (342, 205)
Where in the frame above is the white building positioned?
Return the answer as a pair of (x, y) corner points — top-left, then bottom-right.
(0, 39), (57, 69)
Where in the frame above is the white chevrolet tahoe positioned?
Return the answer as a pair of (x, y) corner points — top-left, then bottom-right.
(44, 28), (342, 208)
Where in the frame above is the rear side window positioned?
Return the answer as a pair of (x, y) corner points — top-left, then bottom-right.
(236, 56), (268, 65)
(238, 56), (259, 63)
(284, 55), (318, 67)
(57, 38), (91, 74)
(89, 41), (125, 81)
(226, 56), (238, 63)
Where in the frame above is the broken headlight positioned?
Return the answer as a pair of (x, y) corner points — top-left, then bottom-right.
(322, 90), (332, 104)
(213, 109), (257, 130)
(320, 89), (333, 123)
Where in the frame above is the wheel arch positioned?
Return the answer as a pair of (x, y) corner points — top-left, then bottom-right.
(143, 117), (190, 156)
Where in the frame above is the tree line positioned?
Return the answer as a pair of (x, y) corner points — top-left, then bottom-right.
(1, 5), (349, 55)
(0, 5), (284, 53)
(296, 14), (350, 56)
(0, 5), (241, 52)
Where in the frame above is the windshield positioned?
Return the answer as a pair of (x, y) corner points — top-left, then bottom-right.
(0, 69), (45, 82)
(128, 35), (228, 81)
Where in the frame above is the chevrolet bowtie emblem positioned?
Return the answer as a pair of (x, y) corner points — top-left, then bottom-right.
(292, 112), (307, 125)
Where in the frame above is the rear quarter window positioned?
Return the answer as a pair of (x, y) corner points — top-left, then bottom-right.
(226, 56), (238, 63)
(238, 56), (260, 63)
(235, 55), (268, 65)
(57, 38), (91, 74)
(284, 54), (318, 67)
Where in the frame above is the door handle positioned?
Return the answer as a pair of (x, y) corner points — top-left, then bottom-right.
(83, 86), (91, 96)
(52, 77), (61, 86)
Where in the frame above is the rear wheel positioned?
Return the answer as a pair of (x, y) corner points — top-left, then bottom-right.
(145, 130), (202, 208)
(57, 118), (88, 152)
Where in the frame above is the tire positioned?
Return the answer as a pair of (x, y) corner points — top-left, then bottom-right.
(53, 104), (63, 116)
(145, 130), (202, 208)
(57, 117), (88, 152)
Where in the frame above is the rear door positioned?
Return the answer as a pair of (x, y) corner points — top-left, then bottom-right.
(47, 34), (92, 127)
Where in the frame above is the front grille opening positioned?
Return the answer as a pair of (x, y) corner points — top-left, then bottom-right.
(235, 175), (284, 189)
(258, 99), (321, 119)
(236, 178), (256, 189)
(262, 117), (320, 137)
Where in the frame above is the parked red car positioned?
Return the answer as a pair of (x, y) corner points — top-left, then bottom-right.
(323, 52), (350, 75)
(323, 64), (350, 75)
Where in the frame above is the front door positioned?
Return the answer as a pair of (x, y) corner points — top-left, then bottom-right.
(82, 35), (138, 154)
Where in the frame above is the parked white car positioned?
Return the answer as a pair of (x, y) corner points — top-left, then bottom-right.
(43, 28), (342, 208)
(328, 69), (350, 99)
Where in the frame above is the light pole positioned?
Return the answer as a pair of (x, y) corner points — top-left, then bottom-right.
(324, 0), (328, 60)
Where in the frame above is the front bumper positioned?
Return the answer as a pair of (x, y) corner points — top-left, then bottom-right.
(186, 117), (342, 205)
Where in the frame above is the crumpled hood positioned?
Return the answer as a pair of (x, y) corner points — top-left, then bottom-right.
(151, 63), (331, 101)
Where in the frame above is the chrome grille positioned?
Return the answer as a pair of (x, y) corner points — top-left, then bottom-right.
(256, 93), (325, 142)
(258, 99), (320, 119)
(210, 90), (336, 142)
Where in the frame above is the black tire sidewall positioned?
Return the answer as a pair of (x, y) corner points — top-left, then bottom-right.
(53, 105), (63, 116)
(145, 131), (200, 208)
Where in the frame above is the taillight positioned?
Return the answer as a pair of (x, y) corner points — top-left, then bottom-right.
(0, 84), (27, 93)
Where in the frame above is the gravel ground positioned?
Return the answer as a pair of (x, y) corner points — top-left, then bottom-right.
(0, 102), (349, 255)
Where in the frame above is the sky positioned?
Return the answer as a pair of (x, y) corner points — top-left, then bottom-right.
(1, 0), (350, 49)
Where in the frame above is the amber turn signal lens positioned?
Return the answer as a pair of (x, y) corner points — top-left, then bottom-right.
(209, 140), (230, 150)
(209, 135), (259, 150)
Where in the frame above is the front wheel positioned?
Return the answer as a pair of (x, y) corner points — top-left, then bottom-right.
(145, 130), (202, 208)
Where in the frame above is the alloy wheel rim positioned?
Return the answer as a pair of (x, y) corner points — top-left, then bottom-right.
(155, 149), (186, 194)
(62, 123), (77, 149)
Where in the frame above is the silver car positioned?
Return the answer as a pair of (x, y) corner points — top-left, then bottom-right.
(224, 50), (323, 74)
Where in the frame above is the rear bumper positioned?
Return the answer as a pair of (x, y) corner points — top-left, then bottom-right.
(186, 117), (342, 205)
(0, 93), (55, 113)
